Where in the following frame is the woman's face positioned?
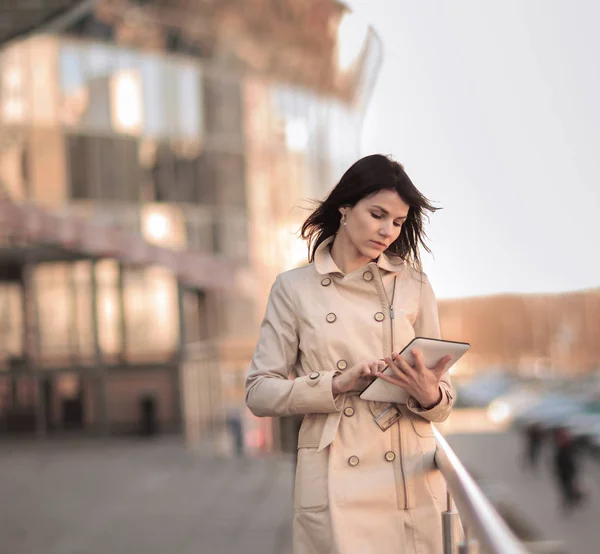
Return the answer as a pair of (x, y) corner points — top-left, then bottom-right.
(341, 189), (410, 259)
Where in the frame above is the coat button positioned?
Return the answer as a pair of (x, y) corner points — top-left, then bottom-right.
(348, 455), (360, 467)
(374, 312), (385, 322)
(385, 451), (396, 462)
(326, 312), (337, 323)
(344, 407), (355, 417)
(321, 277), (332, 287)
(309, 372), (320, 380)
(363, 271), (373, 281)
(336, 359), (348, 370)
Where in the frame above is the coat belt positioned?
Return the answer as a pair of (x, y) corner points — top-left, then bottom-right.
(317, 398), (398, 452)
(317, 409), (343, 452)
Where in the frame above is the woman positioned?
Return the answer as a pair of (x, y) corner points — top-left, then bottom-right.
(245, 154), (454, 554)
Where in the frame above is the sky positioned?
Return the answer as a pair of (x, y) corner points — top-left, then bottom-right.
(346, 0), (600, 299)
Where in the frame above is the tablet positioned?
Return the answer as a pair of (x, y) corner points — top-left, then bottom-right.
(359, 337), (471, 404)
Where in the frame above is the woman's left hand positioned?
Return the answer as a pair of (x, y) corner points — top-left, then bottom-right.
(378, 349), (451, 409)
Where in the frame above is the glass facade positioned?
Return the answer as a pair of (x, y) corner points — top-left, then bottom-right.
(58, 39), (203, 139)
(0, 0), (382, 438)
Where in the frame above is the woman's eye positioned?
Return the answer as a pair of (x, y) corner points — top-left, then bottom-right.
(393, 222), (403, 228)
(371, 213), (382, 219)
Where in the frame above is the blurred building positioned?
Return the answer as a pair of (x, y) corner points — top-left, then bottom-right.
(439, 288), (600, 379)
(0, 0), (381, 444)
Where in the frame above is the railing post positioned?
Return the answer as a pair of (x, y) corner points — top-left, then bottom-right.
(442, 491), (459, 554)
(434, 428), (533, 554)
(458, 525), (479, 554)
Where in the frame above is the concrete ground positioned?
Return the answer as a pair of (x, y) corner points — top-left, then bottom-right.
(0, 437), (294, 554)
(448, 431), (600, 554)
(2, 428), (599, 554)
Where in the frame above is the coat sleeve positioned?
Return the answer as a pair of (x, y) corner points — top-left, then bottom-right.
(406, 273), (455, 423)
(245, 274), (343, 417)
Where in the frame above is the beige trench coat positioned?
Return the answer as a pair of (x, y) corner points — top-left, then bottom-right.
(246, 236), (454, 554)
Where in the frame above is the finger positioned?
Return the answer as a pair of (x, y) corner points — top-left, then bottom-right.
(369, 361), (388, 376)
(383, 357), (399, 376)
(377, 371), (407, 387)
(368, 361), (380, 373)
(431, 355), (452, 375)
(360, 364), (374, 377)
(392, 353), (416, 376)
(411, 349), (426, 371)
(384, 357), (409, 379)
(371, 360), (384, 374)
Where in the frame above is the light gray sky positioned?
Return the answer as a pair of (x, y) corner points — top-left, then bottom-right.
(347, 0), (600, 299)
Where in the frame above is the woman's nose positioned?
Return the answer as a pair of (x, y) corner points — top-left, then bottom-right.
(379, 223), (392, 236)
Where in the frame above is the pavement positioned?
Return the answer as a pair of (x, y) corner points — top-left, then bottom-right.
(0, 437), (294, 554)
(2, 425), (600, 554)
(448, 431), (600, 554)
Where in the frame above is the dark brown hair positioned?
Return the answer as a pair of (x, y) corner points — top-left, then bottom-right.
(301, 154), (439, 270)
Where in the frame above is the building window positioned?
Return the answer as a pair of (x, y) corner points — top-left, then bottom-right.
(67, 134), (142, 201)
(123, 266), (178, 361)
(203, 74), (243, 137)
(95, 259), (121, 359)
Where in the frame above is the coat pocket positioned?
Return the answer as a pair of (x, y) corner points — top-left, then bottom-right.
(297, 414), (326, 448)
(410, 417), (445, 500)
(294, 447), (329, 512)
(422, 442), (446, 500)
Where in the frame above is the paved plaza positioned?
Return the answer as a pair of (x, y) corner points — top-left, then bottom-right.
(0, 437), (294, 554)
(2, 427), (600, 554)
(448, 432), (600, 554)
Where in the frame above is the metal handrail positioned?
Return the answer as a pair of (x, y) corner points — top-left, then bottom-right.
(434, 427), (531, 554)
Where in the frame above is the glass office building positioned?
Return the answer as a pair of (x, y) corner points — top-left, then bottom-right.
(0, 0), (381, 446)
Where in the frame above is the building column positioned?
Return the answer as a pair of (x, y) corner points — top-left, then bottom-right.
(35, 374), (47, 438)
(117, 262), (127, 363)
(90, 260), (108, 435)
(21, 261), (47, 437)
(21, 261), (41, 368)
(173, 281), (186, 431)
(67, 262), (79, 365)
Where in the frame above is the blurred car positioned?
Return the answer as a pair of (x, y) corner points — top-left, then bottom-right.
(486, 389), (543, 426)
(512, 394), (585, 430)
(457, 372), (518, 408)
(562, 412), (600, 439)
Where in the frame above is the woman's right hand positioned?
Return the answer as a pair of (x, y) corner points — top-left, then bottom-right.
(332, 359), (387, 395)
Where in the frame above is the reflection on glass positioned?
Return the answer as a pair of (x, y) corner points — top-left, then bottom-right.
(141, 204), (186, 248)
(56, 373), (79, 398)
(59, 38), (202, 140)
(73, 261), (94, 360)
(3, 64), (23, 89)
(1, 46), (27, 124)
(146, 212), (170, 241)
(110, 69), (143, 135)
(36, 263), (72, 362)
(336, 11), (369, 72)
(124, 266), (178, 360)
(2, 99), (25, 123)
(30, 259), (180, 364)
(96, 259), (120, 357)
(243, 75), (363, 277)
(0, 283), (23, 368)
(285, 119), (309, 152)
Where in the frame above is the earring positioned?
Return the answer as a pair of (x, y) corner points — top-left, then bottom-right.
(341, 213), (347, 226)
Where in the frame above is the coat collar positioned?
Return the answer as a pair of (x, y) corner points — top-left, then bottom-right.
(314, 235), (405, 276)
